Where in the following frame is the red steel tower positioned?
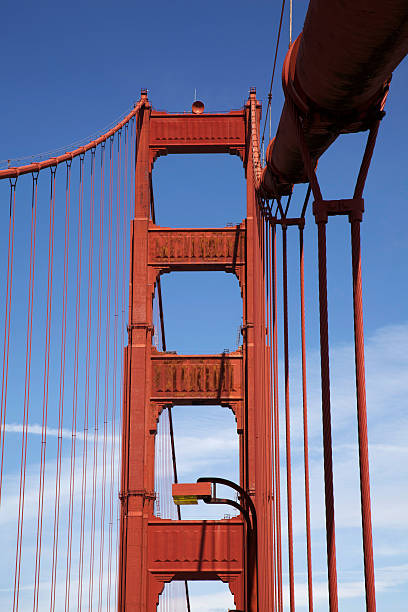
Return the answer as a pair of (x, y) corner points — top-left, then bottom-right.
(118, 89), (273, 611)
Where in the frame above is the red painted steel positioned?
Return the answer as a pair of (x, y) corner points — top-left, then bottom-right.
(0, 99), (145, 180)
(149, 109), (246, 164)
(147, 518), (245, 610)
(261, 0), (408, 196)
(118, 90), (274, 610)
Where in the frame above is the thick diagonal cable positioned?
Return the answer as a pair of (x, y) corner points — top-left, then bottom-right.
(76, 149), (96, 612)
(33, 166), (57, 612)
(88, 144), (105, 612)
(50, 161), (72, 612)
(98, 136), (114, 612)
(0, 178), (17, 503)
(65, 154), (85, 612)
(12, 176), (34, 612)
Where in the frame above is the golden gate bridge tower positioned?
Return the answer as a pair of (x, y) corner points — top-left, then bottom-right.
(1, 1), (408, 611)
(118, 89), (270, 611)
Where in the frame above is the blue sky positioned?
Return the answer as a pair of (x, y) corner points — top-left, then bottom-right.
(0, 1), (407, 610)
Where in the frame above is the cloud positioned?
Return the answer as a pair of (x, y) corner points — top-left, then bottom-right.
(1, 323), (406, 610)
(174, 434), (238, 473)
(3, 422), (120, 443)
(281, 563), (408, 609)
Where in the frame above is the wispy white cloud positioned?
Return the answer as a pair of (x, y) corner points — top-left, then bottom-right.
(1, 323), (406, 610)
(3, 422), (120, 443)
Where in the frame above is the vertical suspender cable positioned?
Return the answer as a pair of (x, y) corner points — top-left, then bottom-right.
(264, 215), (274, 612)
(349, 214), (376, 612)
(287, 93), (338, 609)
(282, 224), (295, 612)
(261, 208), (270, 611)
(115, 125), (126, 610)
(77, 149), (96, 612)
(116, 120), (132, 610)
(0, 178), (17, 502)
(271, 221), (283, 612)
(65, 154), (85, 612)
(316, 217), (338, 612)
(350, 122), (380, 612)
(12, 176), (32, 612)
(98, 136), (114, 612)
(266, 217), (277, 611)
(88, 143), (105, 612)
(33, 166), (57, 612)
(299, 224), (313, 612)
(107, 130), (122, 611)
(50, 161), (72, 612)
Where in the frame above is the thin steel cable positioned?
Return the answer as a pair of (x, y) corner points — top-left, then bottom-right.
(267, 220), (278, 611)
(88, 144), (105, 612)
(299, 225), (313, 612)
(260, 208), (270, 610)
(282, 225), (295, 612)
(65, 154), (85, 612)
(272, 221), (283, 612)
(260, 0), (286, 154)
(289, 0), (293, 46)
(33, 166), (57, 612)
(263, 215), (274, 612)
(50, 161), (72, 612)
(116, 120), (132, 611)
(98, 136), (114, 612)
(107, 130), (122, 611)
(76, 150), (96, 612)
(0, 179), (17, 503)
(11, 177), (33, 612)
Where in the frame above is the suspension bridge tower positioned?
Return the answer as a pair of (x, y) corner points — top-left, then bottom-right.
(118, 89), (273, 611)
